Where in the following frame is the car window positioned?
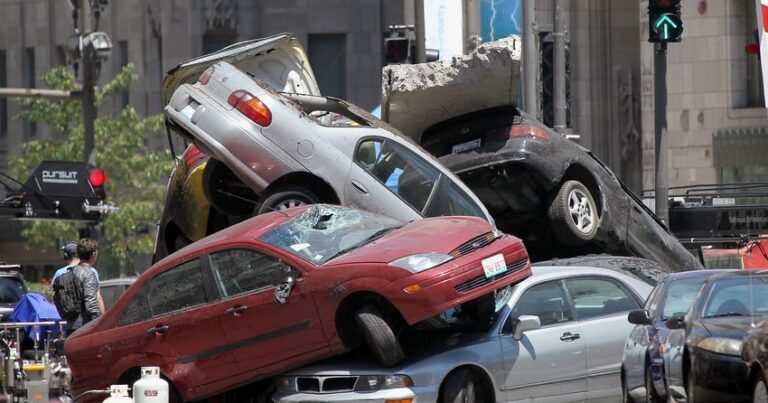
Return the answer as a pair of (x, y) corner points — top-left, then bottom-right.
(100, 284), (125, 311)
(702, 275), (768, 318)
(423, 180), (486, 219)
(208, 249), (290, 298)
(645, 282), (664, 316)
(354, 139), (439, 213)
(508, 280), (573, 328)
(0, 278), (25, 304)
(565, 277), (640, 320)
(660, 277), (707, 320)
(117, 259), (206, 326)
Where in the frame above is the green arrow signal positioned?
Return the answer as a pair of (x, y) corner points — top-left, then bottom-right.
(653, 13), (682, 41)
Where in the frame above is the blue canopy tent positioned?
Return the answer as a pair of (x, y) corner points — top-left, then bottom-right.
(9, 293), (63, 342)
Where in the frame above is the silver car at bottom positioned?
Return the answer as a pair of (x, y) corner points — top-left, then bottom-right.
(272, 265), (653, 403)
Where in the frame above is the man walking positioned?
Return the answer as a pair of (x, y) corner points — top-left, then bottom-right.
(52, 238), (103, 335)
(52, 241), (105, 314)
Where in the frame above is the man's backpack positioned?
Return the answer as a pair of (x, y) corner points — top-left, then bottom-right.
(53, 265), (84, 319)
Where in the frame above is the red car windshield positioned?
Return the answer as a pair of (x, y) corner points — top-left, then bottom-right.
(258, 205), (403, 265)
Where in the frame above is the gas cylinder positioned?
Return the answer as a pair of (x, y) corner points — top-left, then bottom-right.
(132, 367), (169, 403)
(102, 385), (133, 403)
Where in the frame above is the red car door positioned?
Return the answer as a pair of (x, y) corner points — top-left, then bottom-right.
(205, 246), (327, 376)
(102, 257), (236, 400)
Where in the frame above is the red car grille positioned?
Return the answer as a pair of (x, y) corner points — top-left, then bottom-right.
(454, 257), (528, 293)
(449, 232), (495, 258)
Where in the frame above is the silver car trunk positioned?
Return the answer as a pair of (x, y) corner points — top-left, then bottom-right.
(162, 32), (320, 105)
(381, 35), (521, 142)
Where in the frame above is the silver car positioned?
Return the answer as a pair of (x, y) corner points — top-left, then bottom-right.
(162, 33), (493, 228)
(272, 265), (653, 403)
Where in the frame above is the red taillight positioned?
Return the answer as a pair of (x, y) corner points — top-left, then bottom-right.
(198, 66), (215, 85)
(227, 90), (272, 127)
(509, 124), (550, 140)
(182, 144), (206, 169)
(88, 169), (106, 187)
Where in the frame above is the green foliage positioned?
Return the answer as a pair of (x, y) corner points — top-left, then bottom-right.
(11, 64), (173, 276)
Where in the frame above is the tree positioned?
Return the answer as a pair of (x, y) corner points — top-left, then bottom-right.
(11, 64), (173, 277)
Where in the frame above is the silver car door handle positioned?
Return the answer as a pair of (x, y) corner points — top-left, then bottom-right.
(560, 332), (581, 342)
(351, 180), (369, 195)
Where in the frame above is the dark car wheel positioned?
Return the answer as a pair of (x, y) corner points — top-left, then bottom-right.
(354, 305), (404, 367)
(685, 369), (695, 403)
(754, 371), (768, 403)
(547, 180), (600, 245)
(622, 372), (633, 403)
(646, 365), (663, 403)
(202, 158), (258, 216)
(441, 368), (477, 403)
(256, 186), (320, 215)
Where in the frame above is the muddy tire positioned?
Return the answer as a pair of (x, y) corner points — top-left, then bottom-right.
(202, 159), (257, 216)
(547, 180), (600, 245)
(355, 305), (404, 367)
(256, 186), (320, 214)
(441, 368), (477, 403)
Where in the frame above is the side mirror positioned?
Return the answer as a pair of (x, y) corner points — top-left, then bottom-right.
(514, 315), (541, 340)
(627, 309), (652, 325)
(665, 314), (686, 330)
(274, 273), (297, 304)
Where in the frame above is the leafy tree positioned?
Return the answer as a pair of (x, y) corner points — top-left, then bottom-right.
(11, 64), (173, 277)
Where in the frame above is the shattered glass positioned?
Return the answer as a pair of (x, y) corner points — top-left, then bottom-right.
(258, 205), (403, 265)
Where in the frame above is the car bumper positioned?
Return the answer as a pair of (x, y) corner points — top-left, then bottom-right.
(273, 386), (438, 402)
(388, 236), (531, 325)
(690, 349), (750, 402)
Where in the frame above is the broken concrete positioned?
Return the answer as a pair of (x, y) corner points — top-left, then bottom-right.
(381, 35), (521, 142)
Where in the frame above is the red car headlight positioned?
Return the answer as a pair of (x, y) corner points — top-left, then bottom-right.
(389, 253), (453, 273)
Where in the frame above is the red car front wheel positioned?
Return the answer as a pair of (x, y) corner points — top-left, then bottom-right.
(355, 305), (404, 367)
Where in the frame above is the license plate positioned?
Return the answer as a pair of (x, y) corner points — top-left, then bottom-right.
(482, 253), (507, 278)
(451, 138), (481, 154)
(180, 101), (198, 120)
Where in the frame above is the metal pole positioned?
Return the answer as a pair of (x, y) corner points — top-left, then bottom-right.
(414, 0), (427, 63)
(553, 0), (566, 133)
(82, 42), (96, 163)
(522, 0), (537, 115)
(0, 88), (80, 98)
(654, 42), (669, 225)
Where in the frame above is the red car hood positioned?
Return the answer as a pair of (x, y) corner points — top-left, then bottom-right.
(326, 216), (492, 265)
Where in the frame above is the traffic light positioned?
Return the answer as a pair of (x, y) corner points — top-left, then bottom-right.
(385, 37), (411, 64)
(648, 0), (683, 43)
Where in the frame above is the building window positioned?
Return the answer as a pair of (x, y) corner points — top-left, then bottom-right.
(118, 40), (129, 108)
(202, 28), (236, 54)
(0, 50), (7, 139)
(733, 1), (764, 108)
(308, 34), (346, 99)
(22, 48), (36, 139)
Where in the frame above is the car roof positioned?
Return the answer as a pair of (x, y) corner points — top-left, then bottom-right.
(99, 277), (137, 286)
(706, 268), (768, 280)
(665, 269), (734, 282)
(530, 265), (649, 283)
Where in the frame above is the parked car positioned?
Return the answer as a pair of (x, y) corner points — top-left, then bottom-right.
(663, 270), (768, 403)
(98, 277), (136, 311)
(272, 264), (653, 402)
(0, 264), (27, 321)
(154, 33), (494, 260)
(66, 204), (530, 402)
(621, 270), (722, 402)
(742, 317), (768, 403)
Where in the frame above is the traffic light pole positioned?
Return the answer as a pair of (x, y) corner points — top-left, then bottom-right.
(82, 41), (97, 164)
(654, 42), (669, 225)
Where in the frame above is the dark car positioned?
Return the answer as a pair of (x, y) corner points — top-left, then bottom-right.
(741, 317), (768, 403)
(621, 270), (722, 402)
(663, 270), (768, 403)
(0, 264), (28, 321)
(66, 204), (530, 402)
(416, 106), (702, 271)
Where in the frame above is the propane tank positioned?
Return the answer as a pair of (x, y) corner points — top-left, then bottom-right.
(132, 367), (169, 403)
(103, 385), (133, 403)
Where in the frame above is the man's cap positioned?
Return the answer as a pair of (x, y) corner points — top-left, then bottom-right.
(62, 242), (78, 259)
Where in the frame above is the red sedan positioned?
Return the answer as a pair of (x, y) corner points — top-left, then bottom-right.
(65, 204), (530, 402)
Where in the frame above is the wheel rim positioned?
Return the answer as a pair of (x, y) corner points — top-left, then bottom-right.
(755, 379), (768, 403)
(567, 188), (595, 234)
(274, 198), (309, 210)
